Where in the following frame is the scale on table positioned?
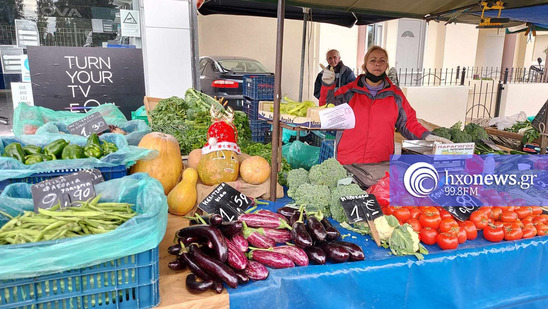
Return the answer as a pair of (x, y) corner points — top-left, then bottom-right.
(401, 140), (435, 155)
(399, 140), (474, 171)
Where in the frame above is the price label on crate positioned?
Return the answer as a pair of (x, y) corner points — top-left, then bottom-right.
(429, 185), (482, 221)
(198, 183), (253, 222)
(340, 193), (382, 224)
(31, 171), (96, 212)
(67, 112), (109, 137)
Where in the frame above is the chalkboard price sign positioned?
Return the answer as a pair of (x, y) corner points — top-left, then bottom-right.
(67, 112), (109, 137)
(340, 194), (382, 224)
(198, 183), (253, 221)
(31, 171), (96, 212)
(429, 185), (482, 221)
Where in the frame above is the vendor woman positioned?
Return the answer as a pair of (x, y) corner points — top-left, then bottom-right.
(319, 45), (452, 165)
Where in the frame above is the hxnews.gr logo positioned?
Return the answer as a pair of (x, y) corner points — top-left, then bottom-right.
(403, 162), (439, 198)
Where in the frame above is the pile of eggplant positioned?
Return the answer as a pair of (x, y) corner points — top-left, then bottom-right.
(167, 206), (364, 294)
(277, 206), (365, 264)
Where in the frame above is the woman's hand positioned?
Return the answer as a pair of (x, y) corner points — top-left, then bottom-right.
(320, 64), (335, 85)
(425, 134), (453, 144)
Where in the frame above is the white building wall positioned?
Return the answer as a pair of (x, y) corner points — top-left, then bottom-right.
(141, 0), (193, 98)
(423, 22), (445, 69)
(442, 23), (478, 69)
(384, 20), (399, 67)
(532, 34), (548, 66)
(475, 29), (505, 68)
(402, 86), (469, 127)
(500, 83), (548, 117)
(318, 23), (359, 75)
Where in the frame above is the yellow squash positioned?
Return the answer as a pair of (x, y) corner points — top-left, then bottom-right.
(167, 168), (198, 215)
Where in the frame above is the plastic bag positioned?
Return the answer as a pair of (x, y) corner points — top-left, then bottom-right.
(282, 140), (320, 170)
(0, 173), (167, 280)
(35, 120), (151, 146)
(0, 134), (156, 182)
(13, 103), (127, 136)
(488, 111), (528, 131)
(366, 172), (390, 207)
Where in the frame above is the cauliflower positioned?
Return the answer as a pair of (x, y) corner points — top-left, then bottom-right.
(291, 183), (331, 215)
(373, 215), (398, 242)
(286, 168), (310, 197)
(309, 158), (348, 189)
(329, 184), (366, 223)
(388, 223), (428, 260)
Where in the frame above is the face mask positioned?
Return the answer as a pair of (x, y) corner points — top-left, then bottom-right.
(365, 70), (386, 83)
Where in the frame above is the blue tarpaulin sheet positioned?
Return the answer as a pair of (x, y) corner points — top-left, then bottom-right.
(228, 196), (548, 308)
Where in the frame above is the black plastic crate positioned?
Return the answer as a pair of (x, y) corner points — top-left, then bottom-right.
(243, 75), (274, 100)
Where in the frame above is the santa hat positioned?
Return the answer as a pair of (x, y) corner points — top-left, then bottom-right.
(202, 120), (241, 155)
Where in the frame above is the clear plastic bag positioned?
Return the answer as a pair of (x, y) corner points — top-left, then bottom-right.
(488, 111), (528, 131)
(0, 133), (156, 182)
(0, 173), (168, 280)
(282, 140), (320, 170)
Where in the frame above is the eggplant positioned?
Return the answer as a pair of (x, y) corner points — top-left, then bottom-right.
(272, 245), (309, 266)
(277, 206), (298, 219)
(318, 242), (350, 263)
(179, 236), (214, 249)
(306, 216), (327, 242)
(218, 221), (243, 237)
(235, 270), (250, 284)
(185, 274), (214, 294)
(260, 228), (292, 244)
(212, 280), (224, 293)
(304, 246), (326, 265)
(321, 217), (341, 241)
(168, 244), (181, 256)
(176, 225), (228, 262)
(168, 257), (186, 271)
(255, 209), (289, 224)
(334, 241), (365, 261)
(289, 211), (306, 226)
(188, 244), (239, 289)
(231, 233), (249, 252)
(242, 223), (276, 249)
(248, 250), (294, 269)
(179, 252), (213, 281)
(291, 221), (313, 248)
(239, 213), (292, 229)
(244, 260), (269, 281)
(225, 237), (248, 270)
(189, 214), (222, 226)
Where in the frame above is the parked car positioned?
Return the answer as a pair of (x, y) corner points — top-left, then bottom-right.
(199, 56), (272, 110)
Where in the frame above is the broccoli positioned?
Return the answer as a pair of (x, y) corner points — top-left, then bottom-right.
(286, 168), (310, 197)
(291, 183), (331, 215)
(329, 184), (366, 223)
(464, 123), (489, 141)
(432, 127), (452, 140)
(309, 158), (348, 189)
(449, 128), (472, 143)
(451, 121), (463, 130)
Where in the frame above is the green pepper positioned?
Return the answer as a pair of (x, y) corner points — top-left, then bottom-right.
(86, 133), (101, 148)
(61, 144), (84, 160)
(84, 144), (103, 159)
(23, 145), (42, 155)
(101, 141), (118, 155)
(24, 154), (46, 165)
(3, 143), (25, 162)
(43, 139), (68, 158)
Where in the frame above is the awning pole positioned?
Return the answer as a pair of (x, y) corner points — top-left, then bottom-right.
(298, 8), (309, 102)
(270, 0), (285, 201)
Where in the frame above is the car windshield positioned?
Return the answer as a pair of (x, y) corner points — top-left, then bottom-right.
(218, 59), (269, 73)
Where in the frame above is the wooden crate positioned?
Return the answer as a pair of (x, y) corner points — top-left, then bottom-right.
(143, 96), (164, 124)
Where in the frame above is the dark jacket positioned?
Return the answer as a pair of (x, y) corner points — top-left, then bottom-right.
(313, 61), (356, 102)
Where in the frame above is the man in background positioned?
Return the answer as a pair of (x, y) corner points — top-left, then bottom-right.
(314, 49), (356, 105)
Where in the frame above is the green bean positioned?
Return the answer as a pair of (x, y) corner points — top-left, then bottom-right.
(38, 209), (105, 217)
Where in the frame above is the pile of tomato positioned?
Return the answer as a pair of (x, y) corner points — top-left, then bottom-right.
(382, 206), (548, 250)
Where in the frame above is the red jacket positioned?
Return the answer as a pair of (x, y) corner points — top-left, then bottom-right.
(320, 75), (429, 164)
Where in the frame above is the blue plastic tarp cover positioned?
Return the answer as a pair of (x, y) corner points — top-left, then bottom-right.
(0, 174), (168, 280)
(0, 134), (156, 182)
(227, 196), (548, 309)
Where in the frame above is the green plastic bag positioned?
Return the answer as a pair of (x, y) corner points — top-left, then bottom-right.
(35, 120), (151, 146)
(282, 140), (320, 170)
(13, 103), (127, 136)
(0, 134), (156, 182)
(0, 173), (167, 280)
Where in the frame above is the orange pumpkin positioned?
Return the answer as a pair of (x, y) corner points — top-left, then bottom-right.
(240, 156), (271, 185)
(187, 149), (202, 169)
(130, 132), (183, 195)
(197, 150), (239, 185)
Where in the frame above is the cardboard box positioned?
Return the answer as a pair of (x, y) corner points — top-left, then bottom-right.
(143, 96), (163, 124)
(258, 101), (322, 129)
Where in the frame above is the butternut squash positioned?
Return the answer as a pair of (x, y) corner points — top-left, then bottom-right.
(168, 168), (199, 215)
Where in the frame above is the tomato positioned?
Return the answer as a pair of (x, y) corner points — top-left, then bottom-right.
(392, 207), (411, 224)
(457, 227), (467, 244)
(536, 223), (548, 236)
(506, 206), (516, 212)
(531, 206), (543, 216)
(409, 208), (422, 220)
(436, 232), (459, 250)
(475, 207), (491, 216)
(534, 214), (548, 225)
(419, 213), (442, 229)
(515, 219), (524, 228)
(483, 225), (504, 242)
(419, 227), (438, 245)
(490, 207), (503, 221)
(504, 223), (523, 241)
(514, 207), (533, 219)
(439, 209), (453, 220)
(470, 211), (489, 230)
(501, 211), (518, 223)
(439, 218), (459, 233)
(522, 225), (537, 239)
(460, 221), (478, 240)
(407, 218), (422, 232)
(383, 206), (394, 216)
(491, 221), (504, 228)
(511, 198), (527, 207)
(420, 206), (440, 216)
(521, 216), (535, 225)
